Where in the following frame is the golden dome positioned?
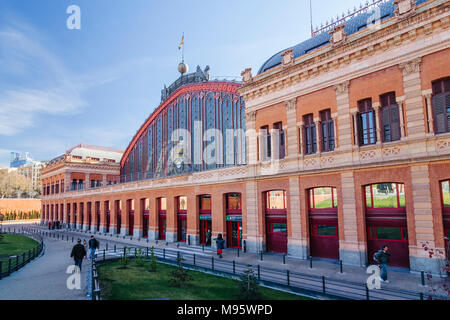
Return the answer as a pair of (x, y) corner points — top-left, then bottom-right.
(178, 62), (189, 75)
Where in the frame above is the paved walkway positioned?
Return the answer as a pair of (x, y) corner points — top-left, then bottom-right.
(0, 228), (88, 300)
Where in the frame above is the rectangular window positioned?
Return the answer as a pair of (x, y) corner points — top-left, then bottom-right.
(178, 196), (187, 211)
(380, 92), (401, 142)
(358, 98), (376, 146)
(226, 193), (241, 210)
(312, 224), (338, 237)
(273, 122), (285, 159)
(272, 223), (287, 233)
(374, 227), (402, 241)
(320, 109), (335, 152)
(366, 183), (405, 209)
(267, 191), (286, 210)
(442, 180), (450, 207)
(159, 198), (167, 211)
(260, 125), (271, 161)
(303, 114), (316, 155)
(200, 195), (211, 211)
(432, 78), (450, 134)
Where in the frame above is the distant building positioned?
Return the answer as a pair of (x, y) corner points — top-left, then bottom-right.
(10, 152), (34, 168)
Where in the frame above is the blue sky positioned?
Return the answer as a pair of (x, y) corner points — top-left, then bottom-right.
(0, 0), (364, 167)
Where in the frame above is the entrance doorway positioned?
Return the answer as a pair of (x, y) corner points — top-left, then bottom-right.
(177, 196), (187, 242)
(158, 198), (167, 240)
(265, 190), (287, 254)
(199, 195), (212, 246)
(308, 187), (339, 260)
(365, 183), (409, 268)
(226, 193), (242, 249)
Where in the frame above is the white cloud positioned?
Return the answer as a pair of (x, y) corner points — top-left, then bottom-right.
(0, 21), (87, 136)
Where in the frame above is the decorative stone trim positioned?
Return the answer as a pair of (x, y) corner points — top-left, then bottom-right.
(329, 25), (347, 47)
(245, 111), (257, 122)
(334, 80), (350, 95)
(281, 48), (295, 67)
(394, 0), (417, 20)
(399, 57), (421, 75)
(241, 68), (253, 84)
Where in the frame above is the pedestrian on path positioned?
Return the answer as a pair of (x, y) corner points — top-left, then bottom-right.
(71, 239), (86, 271)
(206, 229), (212, 246)
(88, 235), (99, 260)
(214, 234), (225, 258)
(374, 245), (391, 284)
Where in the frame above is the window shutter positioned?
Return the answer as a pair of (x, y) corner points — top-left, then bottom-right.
(356, 114), (362, 146)
(381, 106), (390, 141)
(446, 94), (450, 132)
(390, 105), (401, 141)
(433, 95), (446, 134)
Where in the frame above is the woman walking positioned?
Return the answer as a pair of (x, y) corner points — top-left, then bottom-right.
(215, 234), (225, 259)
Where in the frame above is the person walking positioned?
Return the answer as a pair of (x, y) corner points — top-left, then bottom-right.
(214, 234), (225, 259)
(88, 235), (99, 260)
(374, 245), (391, 283)
(206, 229), (212, 246)
(70, 239), (86, 271)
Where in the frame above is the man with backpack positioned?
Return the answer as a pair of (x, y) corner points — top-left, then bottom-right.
(70, 239), (86, 271)
(88, 235), (99, 260)
(374, 245), (391, 283)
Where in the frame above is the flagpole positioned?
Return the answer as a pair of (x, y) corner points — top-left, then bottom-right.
(182, 32), (184, 63)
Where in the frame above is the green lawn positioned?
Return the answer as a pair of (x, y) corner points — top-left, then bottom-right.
(97, 260), (312, 300)
(0, 233), (39, 273)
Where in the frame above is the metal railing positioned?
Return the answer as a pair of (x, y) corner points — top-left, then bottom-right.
(0, 228), (44, 280)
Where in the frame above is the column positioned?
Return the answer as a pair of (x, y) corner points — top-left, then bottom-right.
(396, 96), (407, 139)
(245, 111), (258, 165)
(211, 192), (226, 250)
(314, 119), (322, 154)
(120, 198), (129, 237)
(340, 172), (366, 266)
(423, 92), (434, 135)
(85, 173), (90, 189)
(102, 174), (107, 187)
(64, 172), (71, 192)
(83, 202), (89, 231)
(110, 200), (118, 235)
(187, 191), (200, 245)
(90, 202), (97, 233)
(148, 197), (158, 241)
(298, 122), (304, 156)
(71, 202), (77, 229)
(334, 81), (352, 151)
(133, 197), (143, 239)
(165, 196), (176, 243)
(287, 177), (307, 258)
(244, 181), (263, 253)
(99, 200), (106, 233)
(409, 165), (441, 274)
(351, 111), (359, 146)
(285, 98), (298, 158)
(399, 58), (426, 138)
(373, 102), (382, 145)
(333, 113), (339, 149)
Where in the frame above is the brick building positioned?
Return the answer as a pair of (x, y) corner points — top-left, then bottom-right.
(41, 0), (450, 274)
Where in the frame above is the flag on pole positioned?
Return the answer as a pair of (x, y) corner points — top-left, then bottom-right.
(178, 34), (184, 50)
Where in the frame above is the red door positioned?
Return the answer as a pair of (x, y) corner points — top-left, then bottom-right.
(367, 225), (409, 268)
(129, 211), (134, 236)
(200, 219), (212, 245)
(178, 215), (187, 242)
(143, 212), (149, 238)
(106, 211), (110, 233)
(266, 217), (287, 254)
(159, 214), (166, 240)
(88, 212), (91, 228)
(227, 220), (242, 249)
(310, 223), (339, 260)
(117, 211), (121, 234)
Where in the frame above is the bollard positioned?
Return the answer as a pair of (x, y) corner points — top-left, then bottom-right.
(283, 255), (286, 265)
(309, 256), (313, 269)
(193, 254), (196, 266)
(287, 270), (290, 286)
(233, 261), (236, 274)
(322, 276), (326, 293)
(106, 243), (108, 251)
(420, 293), (424, 300)
(237, 248), (240, 258)
(365, 284), (370, 300)
(339, 260), (343, 274)
(177, 243), (180, 248)
(212, 257), (214, 271)
(202, 245), (205, 252)
(257, 265), (261, 280)
(103, 249), (106, 261)
(163, 249), (166, 259)
(421, 271), (425, 286)
(114, 245), (116, 253)
(260, 251), (263, 261)
(124, 247), (126, 258)
(146, 247), (149, 259)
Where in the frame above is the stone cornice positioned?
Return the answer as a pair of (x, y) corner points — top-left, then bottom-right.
(239, 1), (449, 108)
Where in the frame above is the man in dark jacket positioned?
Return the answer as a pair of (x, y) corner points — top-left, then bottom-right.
(88, 235), (99, 260)
(71, 239), (86, 271)
(375, 245), (391, 283)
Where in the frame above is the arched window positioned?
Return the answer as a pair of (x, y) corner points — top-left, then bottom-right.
(432, 78), (450, 134)
(309, 187), (338, 209)
(365, 183), (405, 209)
(441, 180), (450, 243)
(380, 92), (401, 142)
(266, 190), (287, 212)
